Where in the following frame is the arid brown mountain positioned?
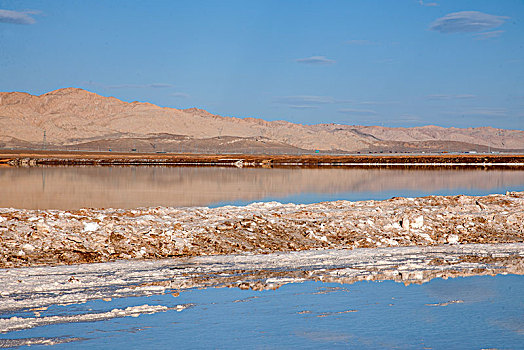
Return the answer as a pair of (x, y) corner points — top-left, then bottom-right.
(1, 88), (523, 153)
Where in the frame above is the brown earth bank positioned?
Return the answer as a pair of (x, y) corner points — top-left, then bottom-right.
(0, 191), (522, 268)
(1, 150), (524, 167)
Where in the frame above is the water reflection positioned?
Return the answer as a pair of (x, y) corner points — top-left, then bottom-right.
(1, 166), (523, 209)
(1, 277), (522, 349)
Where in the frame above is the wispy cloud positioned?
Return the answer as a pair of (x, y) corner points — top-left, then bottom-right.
(388, 116), (427, 126)
(396, 114), (424, 122)
(426, 94), (476, 100)
(171, 92), (190, 98)
(461, 107), (507, 116)
(354, 115), (425, 126)
(276, 95), (336, 105)
(443, 107), (508, 117)
(345, 40), (376, 45)
(418, 0), (438, 7)
(295, 56), (335, 65)
(276, 96), (395, 108)
(148, 83), (174, 88)
(288, 105), (320, 110)
(430, 11), (509, 33)
(338, 108), (378, 116)
(473, 30), (504, 40)
(106, 83), (174, 89)
(81, 81), (176, 92)
(358, 100), (400, 106)
(374, 58), (394, 64)
(0, 9), (39, 24)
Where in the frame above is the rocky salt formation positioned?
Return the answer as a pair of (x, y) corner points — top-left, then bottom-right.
(0, 192), (522, 268)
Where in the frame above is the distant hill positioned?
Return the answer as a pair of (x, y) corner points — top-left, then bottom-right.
(0, 88), (523, 153)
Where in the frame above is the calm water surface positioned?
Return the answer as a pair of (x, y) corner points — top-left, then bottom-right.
(1, 166), (523, 209)
(1, 276), (522, 349)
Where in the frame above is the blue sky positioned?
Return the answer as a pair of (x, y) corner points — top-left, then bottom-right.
(1, 0), (523, 129)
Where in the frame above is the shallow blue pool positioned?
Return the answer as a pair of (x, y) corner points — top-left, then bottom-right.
(2, 275), (522, 349)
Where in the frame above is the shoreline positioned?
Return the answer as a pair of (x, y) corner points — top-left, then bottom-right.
(1, 243), (523, 322)
(1, 150), (524, 168)
(1, 191), (522, 268)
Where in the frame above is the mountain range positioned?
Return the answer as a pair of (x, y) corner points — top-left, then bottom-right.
(1, 88), (523, 153)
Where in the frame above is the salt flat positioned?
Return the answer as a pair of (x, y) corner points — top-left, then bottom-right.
(1, 192), (522, 268)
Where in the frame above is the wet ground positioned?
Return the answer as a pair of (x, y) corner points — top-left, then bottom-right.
(1, 274), (522, 349)
(0, 243), (523, 348)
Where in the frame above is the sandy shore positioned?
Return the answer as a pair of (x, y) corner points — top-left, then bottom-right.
(0, 192), (522, 268)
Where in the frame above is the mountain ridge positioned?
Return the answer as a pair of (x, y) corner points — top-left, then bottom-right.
(0, 88), (523, 153)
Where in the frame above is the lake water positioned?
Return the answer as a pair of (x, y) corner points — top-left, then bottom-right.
(1, 276), (523, 349)
(1, 166), (524, 209)
(1, 165), (523, 348)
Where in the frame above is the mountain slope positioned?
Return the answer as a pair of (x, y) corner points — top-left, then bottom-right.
(0, 88), (522, 152)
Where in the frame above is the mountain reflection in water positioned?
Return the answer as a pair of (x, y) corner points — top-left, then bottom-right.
(1, 166), (523, 209)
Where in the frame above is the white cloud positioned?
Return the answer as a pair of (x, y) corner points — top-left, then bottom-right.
(358, 100), (400, 105)
(148, 83), (174, 88)
(461, 108), (507, 116)
(442, 108), (508, 117)
(0, 9), (38, 24)
(426, 94), (476, 100)
(276, 95), (336, 105)
(473, 30), (504, 40)
(418, 1), (438, 7)
(345, 40), (375, 45)
(295, 56), (335, 65)
(374, 58), (394, 64)
(288, 105), (320, 110)
(430, 11), (509, 33)
(396, 114), (423, 122)
(338, 108), (378, 116)
(171, 92), (190, 98)
(105, 83), (174, 89)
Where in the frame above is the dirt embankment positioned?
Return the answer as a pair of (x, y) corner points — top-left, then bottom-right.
(2, 150), (524, 167)
(0, 192), (522, 268)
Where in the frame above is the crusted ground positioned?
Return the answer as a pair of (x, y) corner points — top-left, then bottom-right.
(0, 191), (522, 268)
(1, 243), (523, 315)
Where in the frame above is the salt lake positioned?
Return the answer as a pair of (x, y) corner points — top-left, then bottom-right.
(0, 166), (523, 349)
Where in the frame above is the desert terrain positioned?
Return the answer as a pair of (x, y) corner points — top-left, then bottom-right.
(1, 88), (523, 154)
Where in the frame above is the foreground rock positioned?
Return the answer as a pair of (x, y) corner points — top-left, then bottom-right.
(0, 192), (523, 268)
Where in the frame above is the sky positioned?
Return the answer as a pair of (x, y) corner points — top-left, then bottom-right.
(1, 0), (523, 129)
